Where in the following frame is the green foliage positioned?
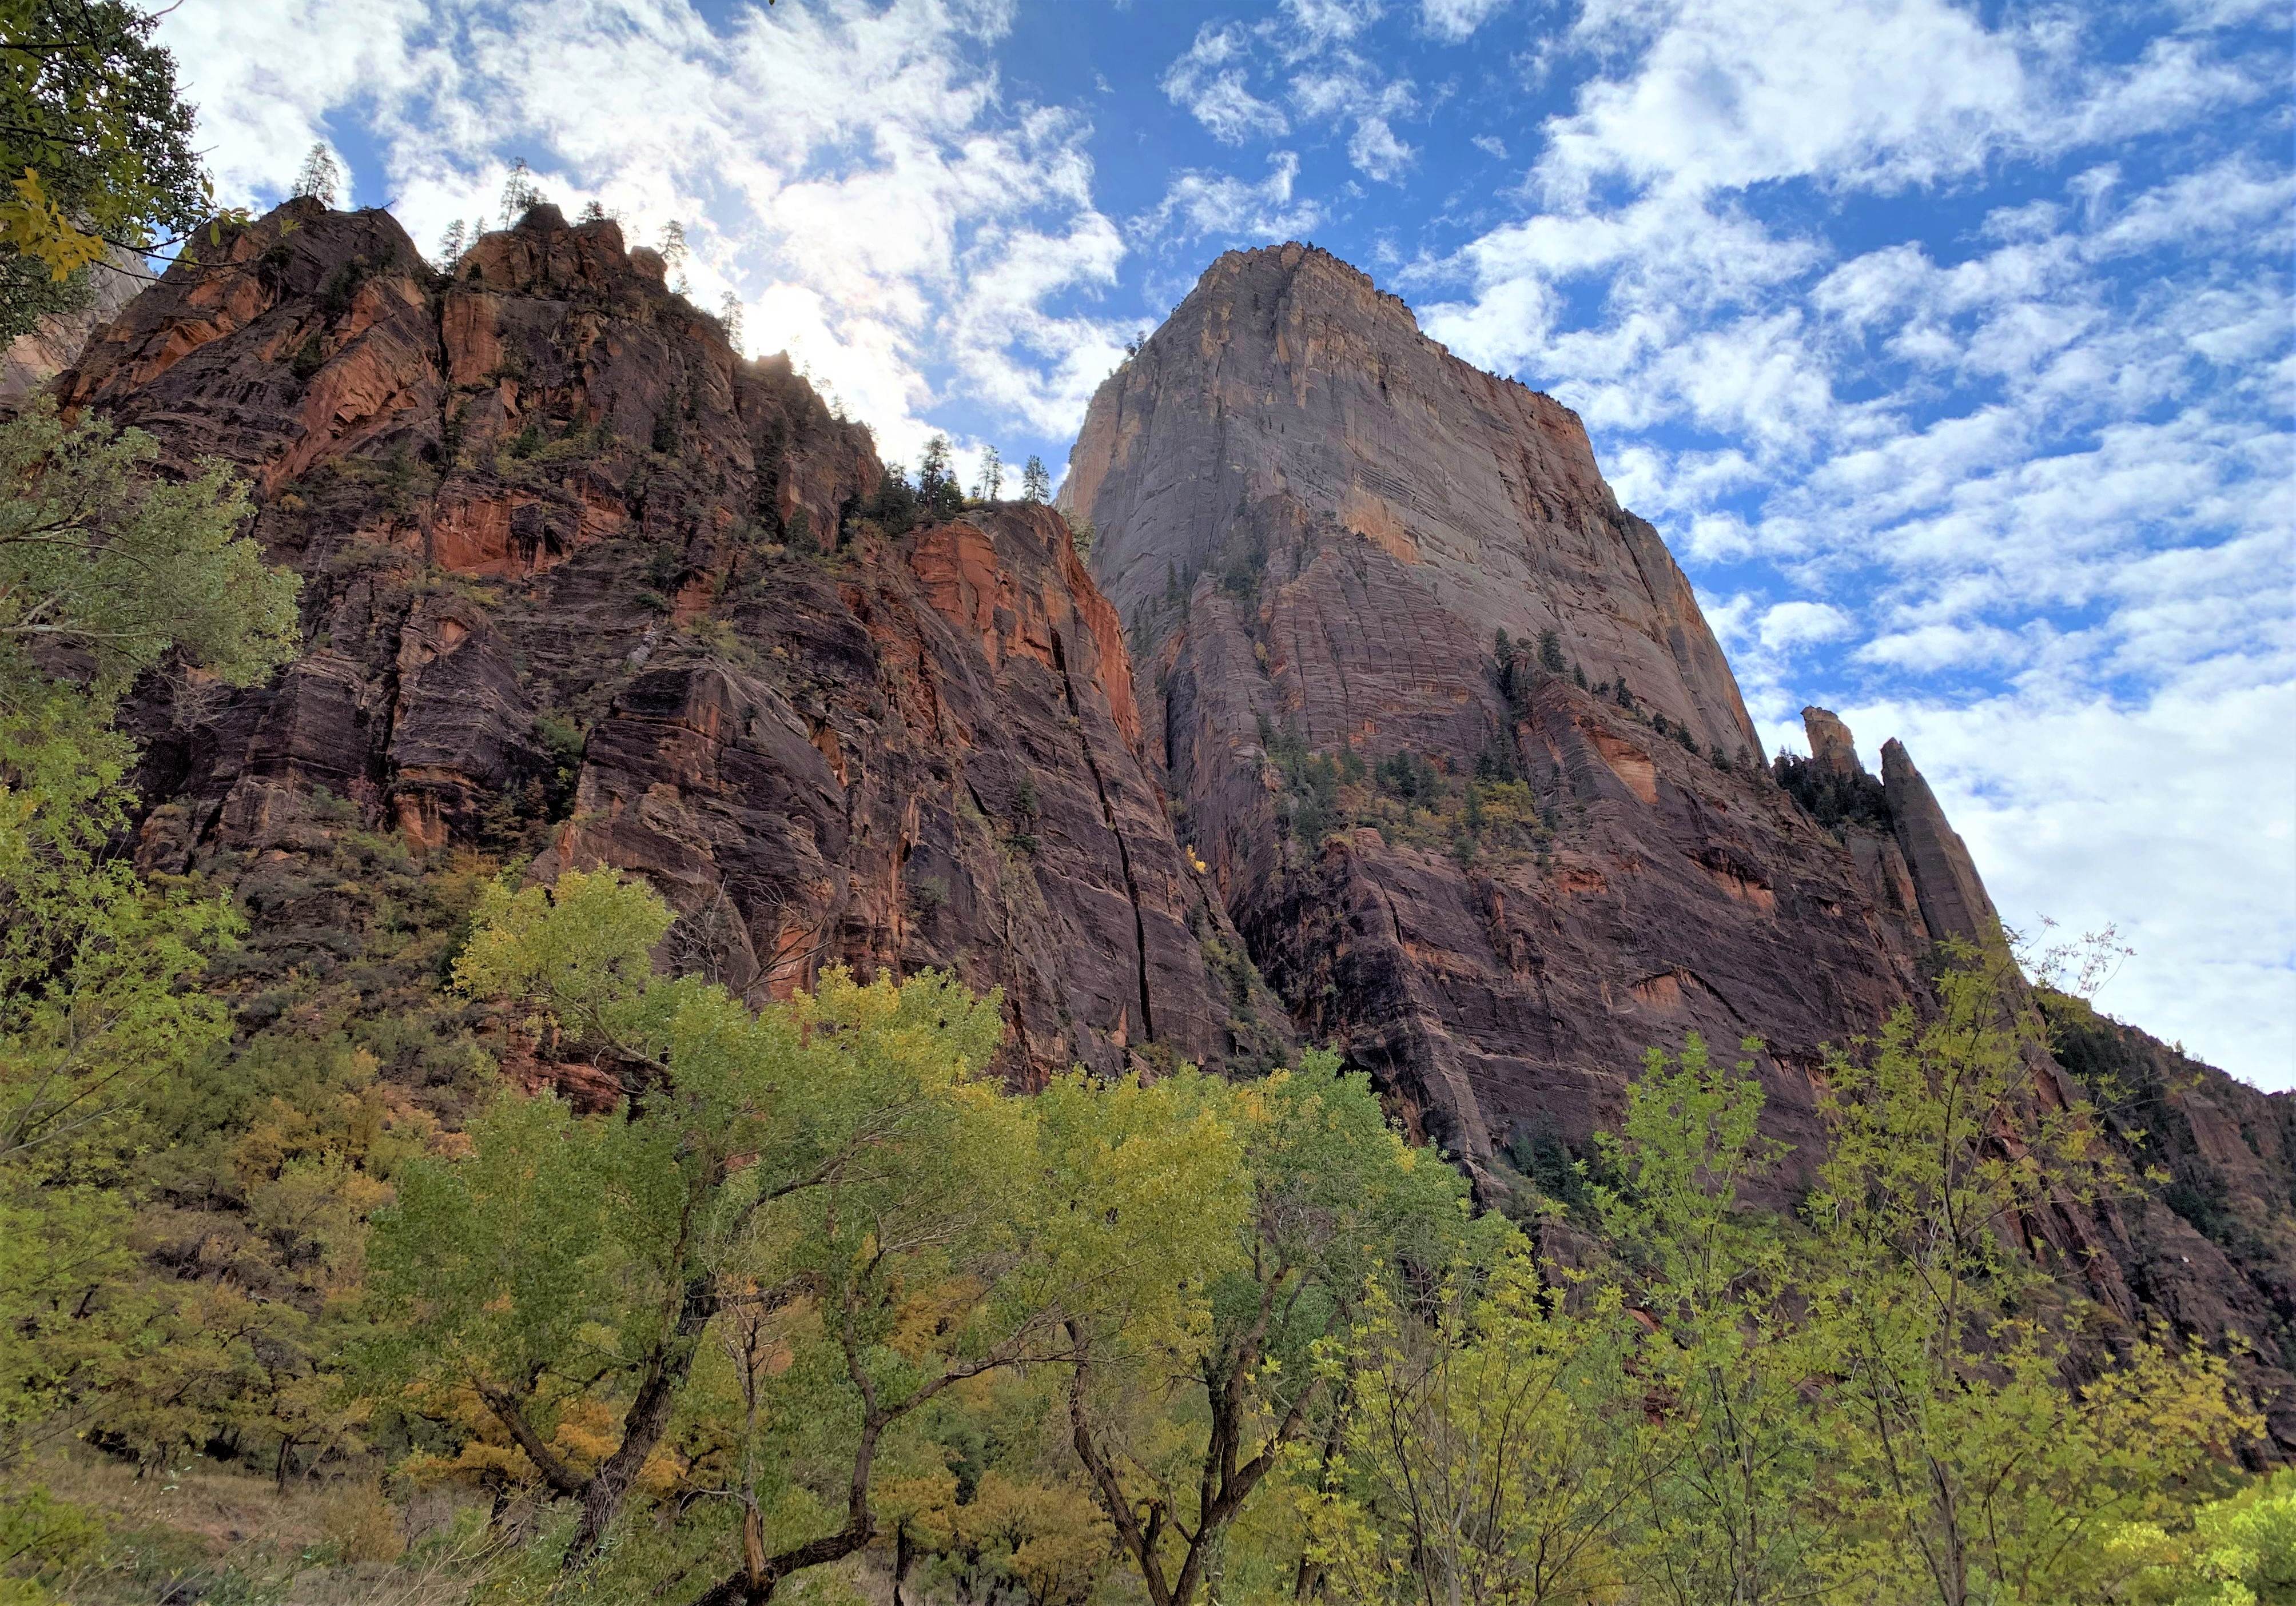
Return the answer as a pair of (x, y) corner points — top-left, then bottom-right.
(1302, 959), (2264, 1606)
(1057, 1050), (1487, 1606)
(0, 400), (297, 710)
(1374, 748), (1443, 804)
(2109, 1470), (2296, 1605)
(0, 393), (307, 1586)
(0, 0), (209, 338)
(916, 433), (964, 521)
(1772, 750), (1891, 829)
(1304, 1254), (1648, 1606)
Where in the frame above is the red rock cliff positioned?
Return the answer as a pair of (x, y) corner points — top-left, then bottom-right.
(76, 198), (1287, 1088)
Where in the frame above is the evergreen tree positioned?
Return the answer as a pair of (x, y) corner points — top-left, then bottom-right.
(290, 142), (340, 207)
(656, 218), (689, 294)
(434, 217), (470, 268)
(1020, 453), (1051, 503)
(1539, 626), (1567, 673)
(578, 198), (607, 222)
(717, 289), (744, 355)
(497, 157), (542, 228)
(917, 432), (964, 519)
(972, 443), (1004, 502)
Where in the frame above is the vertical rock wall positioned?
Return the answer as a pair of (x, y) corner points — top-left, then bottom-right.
(67, 199), (1286, 1089)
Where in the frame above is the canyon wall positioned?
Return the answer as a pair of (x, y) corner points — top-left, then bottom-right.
(62, 198), (1287, 1090)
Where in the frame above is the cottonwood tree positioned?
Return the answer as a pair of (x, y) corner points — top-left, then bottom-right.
(1585, 1037), (1837, 1605)
(1805, 946), (2255, 1605)
(0, 398), (297, 1571)
(0, 401), (297, 1163)
(371, 872), (1131, 1600)
(1306, 1253), (1652, 1606)
(0, 0), (209, 336)
(1051, 1053), (1485, 1606)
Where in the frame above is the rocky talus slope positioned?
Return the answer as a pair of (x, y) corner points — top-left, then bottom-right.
(1062, 242), (2294, 1442)
(56, 198), (1287, 1089)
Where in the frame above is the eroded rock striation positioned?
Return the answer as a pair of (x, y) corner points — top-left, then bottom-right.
(76, 198), (1287, 1089)
(1064, 244), (1931, 1184)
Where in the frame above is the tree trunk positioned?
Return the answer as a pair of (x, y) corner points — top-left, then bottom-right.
(563, 1274), (719, 1568)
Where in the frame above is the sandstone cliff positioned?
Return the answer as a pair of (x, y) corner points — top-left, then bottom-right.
(1063, 245), (1931, 1183)
(73, 198), (1287, 1088)
(1063, 243), (2293, 1437)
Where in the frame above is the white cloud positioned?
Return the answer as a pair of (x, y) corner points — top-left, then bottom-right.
(1291, 59), (1421, 182)
(1759, 600), (1855, 651)
(1543, 0), (2028, 202)
(1851, 681), (2296, 1089)
(1422, 0), (1511, 42)
(1283, 0), (1386, 47)
(1163, 23), (1291, 143)
(1137, 153), (1323, 242)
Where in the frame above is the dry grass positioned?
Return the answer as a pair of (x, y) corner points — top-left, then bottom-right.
(20, 1447), (495, 1605)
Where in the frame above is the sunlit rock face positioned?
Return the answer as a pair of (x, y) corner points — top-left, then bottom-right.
(66, 198), (1288, 1089)
(1061, 242), (1929, 1185)
(1064, 243), (2294, 1448)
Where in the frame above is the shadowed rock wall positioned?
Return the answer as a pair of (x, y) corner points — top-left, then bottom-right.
(68, 198), (1288, 1089)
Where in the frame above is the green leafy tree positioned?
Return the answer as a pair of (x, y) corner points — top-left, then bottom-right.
(0, 0), (209, 337)
(2108, 1469), (2296, 1605)
(1057, 1053), (1485, 1606)
(1594, 1035), (1836, 1606)
(1020, 454), (1051, 503)
(1805, 946), (2256, 1605)
(371, 871), (1111, 1603)
(1304, 1250), (1650, 1606)
(0, 397), (295, 1580)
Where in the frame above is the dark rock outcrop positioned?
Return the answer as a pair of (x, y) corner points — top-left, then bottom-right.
(75, 199), (1287, 1088)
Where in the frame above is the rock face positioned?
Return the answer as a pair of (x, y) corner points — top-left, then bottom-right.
(74, 199), (1287, 1088)
(1063, 245), (1927, 1185)
(0, 246), (146, 410)
(1063, 243), (2294, 1434)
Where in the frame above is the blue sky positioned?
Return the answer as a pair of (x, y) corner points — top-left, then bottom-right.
(156, 0), (2293, 1085)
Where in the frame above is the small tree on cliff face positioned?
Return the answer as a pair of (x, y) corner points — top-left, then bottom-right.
(917, 433), (964, 520)
(291, 142), (341, 207)
(497, 158), (542, 228)
(972, 444), (1004, 503)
